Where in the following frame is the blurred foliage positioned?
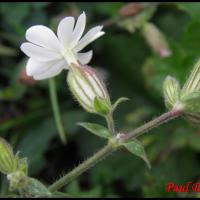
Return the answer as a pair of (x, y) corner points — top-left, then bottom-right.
(0, 2), (200, 197)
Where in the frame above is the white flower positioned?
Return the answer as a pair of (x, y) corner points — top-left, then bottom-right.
(20, 12), (105, 80)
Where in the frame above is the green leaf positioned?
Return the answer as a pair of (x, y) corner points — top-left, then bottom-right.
(112, 97), (129, 112)
(123, 139), (151, 168)
(78, 122), (111, 139)
(22, 178), (52, 197)
(93, 97), (110, 116)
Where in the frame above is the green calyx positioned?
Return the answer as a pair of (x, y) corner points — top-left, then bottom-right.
(0, 138), (28, 176)
(180, 91), (200, 113)
(163, 75), (200, 113)
(67, 64), (111, 115)
(163, 75), (181, 110)
(93, 96), (111, 116)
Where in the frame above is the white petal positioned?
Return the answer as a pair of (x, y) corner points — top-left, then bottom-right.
(26, 58), (67, 76)
(77, 50), (93, 65)
(26, 25), (61, 51)
(57, 16), (75, 47)
(70, 12), (86, 48)
(26, 58), (46, 76)
(74, 26), (105, 52)
(33, 67), (62, 80)
(31, 59), (67, 80)
(20, 42), (62, 62)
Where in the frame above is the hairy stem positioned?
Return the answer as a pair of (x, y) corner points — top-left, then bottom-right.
(121, 108), (183, 142)
(49, 141), (116, 192)
(106, 112), (115, 135)
(49, 78), (67, 144)
(48, 108), (183, 192)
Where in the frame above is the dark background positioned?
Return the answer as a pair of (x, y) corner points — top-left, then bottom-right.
(0, 2), (200, 197)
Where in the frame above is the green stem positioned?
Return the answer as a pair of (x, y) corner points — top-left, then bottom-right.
(106, 112), (115, 135)
(121, 108), (183, 142)
(49, 141), (115, 192)
(48, 108), (183, 192)
(48, 78), (67, 144)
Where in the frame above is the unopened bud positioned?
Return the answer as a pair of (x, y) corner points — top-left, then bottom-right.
(163, 76), (181, 110)
(142, 22), (171, 58)
(180, 59), (200, 124)
(182, 59), (200, 94)
(0, 138), (16, 175)
(163, 59), (200, 125)
(180, 59), (200, 114)
(67, 64), (111, 115)
(181, 92), (200, 113)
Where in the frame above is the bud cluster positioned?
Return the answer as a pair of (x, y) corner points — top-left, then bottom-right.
(163, 59), (200, 124)
(0, 137), (28, 191)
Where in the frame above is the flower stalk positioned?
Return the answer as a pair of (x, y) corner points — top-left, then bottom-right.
(120, 107), (183, 142)
(49, 141), (116, 192)
(49, 78), (67, 144)
(48, 107), (183, 192)
(106, 112), (115, 135)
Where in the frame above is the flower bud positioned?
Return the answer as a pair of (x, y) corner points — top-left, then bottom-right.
(180, 59), (200, 124)
(0, 137), (28, 177)
(0, 137), (16, 175)
(163, 75), (181, 110)
(142, 22), (171, 57)
(67, 64), (111, 115)
(163, 59), (200, 125)
(182, 59), (200, 95)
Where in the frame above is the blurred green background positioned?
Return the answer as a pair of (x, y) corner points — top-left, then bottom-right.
(0, 2), (200, 197)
